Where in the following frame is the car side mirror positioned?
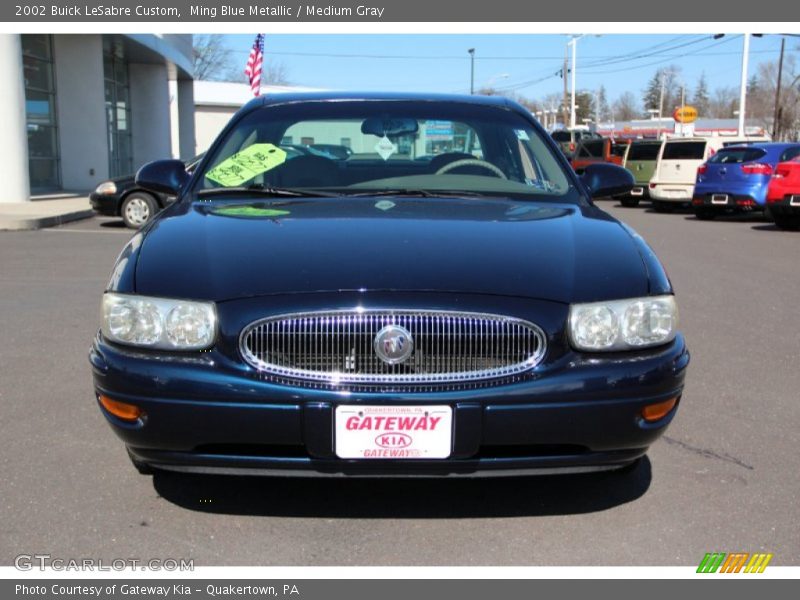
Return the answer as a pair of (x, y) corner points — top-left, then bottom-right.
(135, 160), (191, 196)
(580, 163), (634, 199)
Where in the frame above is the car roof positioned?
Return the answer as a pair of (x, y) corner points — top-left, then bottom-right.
(242, 90), (524, 113)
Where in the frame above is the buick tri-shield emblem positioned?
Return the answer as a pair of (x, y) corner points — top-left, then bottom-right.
(374, 325), (414, 365)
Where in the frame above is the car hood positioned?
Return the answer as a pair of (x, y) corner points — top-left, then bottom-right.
(133, 196), (649, 304)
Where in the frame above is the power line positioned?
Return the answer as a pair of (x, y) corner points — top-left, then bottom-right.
(579, 35), (741, 75)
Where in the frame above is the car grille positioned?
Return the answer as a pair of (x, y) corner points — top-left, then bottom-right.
(240, 310), (546, 385)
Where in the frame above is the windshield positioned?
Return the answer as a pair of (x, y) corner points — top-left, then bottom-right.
(708, 147), (766, 164)
(628, 142), (661, 161)
(662, 141), (706, 160)
(194, 100), (577, 202)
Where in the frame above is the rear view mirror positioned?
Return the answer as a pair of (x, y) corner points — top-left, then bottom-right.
(135, 160), (191, 196)
(361, 117), (419, 138)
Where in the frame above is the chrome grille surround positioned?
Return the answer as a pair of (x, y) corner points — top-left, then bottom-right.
(239, 310), (547, 385)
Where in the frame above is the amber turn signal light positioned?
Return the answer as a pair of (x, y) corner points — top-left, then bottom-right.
(98, 395), (143, 422)
(641, 397), (678, 423)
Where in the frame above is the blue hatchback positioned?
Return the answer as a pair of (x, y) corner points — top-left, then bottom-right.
(693, 142), (800, 219)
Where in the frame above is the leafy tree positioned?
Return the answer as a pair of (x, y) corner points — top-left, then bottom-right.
(693, 72), (710, 117)
(642, 65), (683, 117)
(595, 85), (610, 122)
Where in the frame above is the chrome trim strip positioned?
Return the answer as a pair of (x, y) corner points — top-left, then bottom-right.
(239, 309), (547, 385)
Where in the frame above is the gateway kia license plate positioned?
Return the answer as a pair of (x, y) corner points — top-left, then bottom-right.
(790, 195), (800, 206)
(631, 187), (644, 196)
(335, 405), (453, 459)
(712, 194), (729, 205)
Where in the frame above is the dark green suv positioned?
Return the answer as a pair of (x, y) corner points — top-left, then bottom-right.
(619, 140), (663, 207)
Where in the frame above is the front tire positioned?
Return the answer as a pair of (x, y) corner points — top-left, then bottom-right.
(121, 192), (158, 229)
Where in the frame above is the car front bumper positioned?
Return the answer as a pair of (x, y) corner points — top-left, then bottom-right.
(90, 331), (689, 477)
(89, 192), (121, 216)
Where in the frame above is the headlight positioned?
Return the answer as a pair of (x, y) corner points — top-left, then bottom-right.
(101, 293), (216, 350)
(569, 295), (678, 352)
(94, 181), (117, 195)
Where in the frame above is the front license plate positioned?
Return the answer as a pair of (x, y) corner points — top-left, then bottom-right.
(335, 405), (453, 459)
(631, 187), (644, 196)
(790, 195), (800, 206)
(712, 194), (729, 205)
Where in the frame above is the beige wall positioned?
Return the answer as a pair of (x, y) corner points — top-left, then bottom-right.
(195, 105), (236, 154)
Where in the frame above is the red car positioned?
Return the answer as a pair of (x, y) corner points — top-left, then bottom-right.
(767, 157), (800, 230)
(571, 138), (627, 174)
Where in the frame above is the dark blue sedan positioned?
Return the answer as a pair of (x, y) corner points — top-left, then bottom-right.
(89, 92), (689, 477)
(692, 142), (800, 220)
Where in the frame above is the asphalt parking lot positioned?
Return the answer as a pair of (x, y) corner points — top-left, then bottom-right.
(1, 205), (798, 567)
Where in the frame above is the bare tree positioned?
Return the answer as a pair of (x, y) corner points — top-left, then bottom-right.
(708, 86), (739, 119)
(750, 55), (800, 140)
(612, 91), (640, 121)
(222, 60), (291, 85)
(192, 34), (233, 81)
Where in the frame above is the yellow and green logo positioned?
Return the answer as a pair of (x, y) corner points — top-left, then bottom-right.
(697, 552), (773, 573)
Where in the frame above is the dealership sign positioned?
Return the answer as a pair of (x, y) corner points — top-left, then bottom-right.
(673, 106), (699, 124)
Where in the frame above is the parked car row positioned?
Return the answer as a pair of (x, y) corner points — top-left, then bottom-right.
(555, 131), (800, 230)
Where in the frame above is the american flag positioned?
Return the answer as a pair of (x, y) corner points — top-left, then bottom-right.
(244, 34), (264, 97)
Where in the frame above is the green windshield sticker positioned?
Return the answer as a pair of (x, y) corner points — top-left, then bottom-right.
(211, 206), (291, 218)
(205, 143), (287, 187)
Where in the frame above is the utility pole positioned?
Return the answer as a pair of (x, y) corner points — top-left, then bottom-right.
(570, 37), (578, 129)
(680, 84), (686, 136)
(562, 48), (569, 127)
(658, 73), (666, 138)
(738, 33), (750, 136)
(468, 48), (475, 95)
(772, 37), (785, 140)
(595, 90), (600, 126)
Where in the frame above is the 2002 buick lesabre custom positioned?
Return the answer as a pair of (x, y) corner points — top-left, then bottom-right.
(90, 92), (689, 477)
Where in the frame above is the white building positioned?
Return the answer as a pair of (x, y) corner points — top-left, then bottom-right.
(193, 81), (320, 154)
(0, 34), (195, 203)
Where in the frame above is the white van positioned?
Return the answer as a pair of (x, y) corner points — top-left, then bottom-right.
(649, 136), (770, 212)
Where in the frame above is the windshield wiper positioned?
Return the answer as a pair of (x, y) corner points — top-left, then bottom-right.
(345, 189), (490, 199)
(197, 184), (341, 198)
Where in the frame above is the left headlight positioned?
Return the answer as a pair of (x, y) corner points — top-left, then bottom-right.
(569, 295), (678, 352)
(101, 293), (217, 350)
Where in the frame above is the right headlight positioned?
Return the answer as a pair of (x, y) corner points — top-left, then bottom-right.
(569, 295), (678, 352)
(101, 293), (217, 350)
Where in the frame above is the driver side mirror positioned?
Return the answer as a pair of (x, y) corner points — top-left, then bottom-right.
(135, 160), (191, 196)
(580, 163), (634, 199)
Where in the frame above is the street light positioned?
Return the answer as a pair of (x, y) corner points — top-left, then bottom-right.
(738, 33), (751, 136)
(567, 35), (600, 129)
(468, 48), (475, 95)
(714, 33), (752, 136)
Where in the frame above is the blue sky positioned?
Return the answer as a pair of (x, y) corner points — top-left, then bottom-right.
(220, 34), (796, 102)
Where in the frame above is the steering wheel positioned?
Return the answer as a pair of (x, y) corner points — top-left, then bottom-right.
(435, 159), (507, 179)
